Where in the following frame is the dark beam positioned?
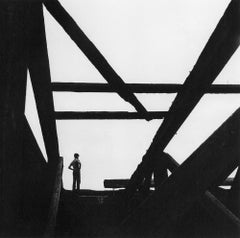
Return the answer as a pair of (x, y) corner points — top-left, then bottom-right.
(104, 178), (234, 189)
(164, 154), (240, 232)
(228, 167), (240, 215)
(27, 2), (59, 169)
(0, 2), (28, 233)
(201, 191), (240, 233)
(118, 108), (240, 237)
(208, 84), (240, 94)
(43, 0), (149, 120)
(44, 157), (63, 237)
(52, 83), (181, 93)
(222, 177), (234, 186)
(52, 82), (240, 94)
(21, 117), (49, 235)
(55, 111), (167, 120)
(23, 116), (47, 166)
(126, 0), (240, 195)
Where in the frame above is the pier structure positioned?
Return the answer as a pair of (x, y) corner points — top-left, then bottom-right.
(0, 0), (239, 237)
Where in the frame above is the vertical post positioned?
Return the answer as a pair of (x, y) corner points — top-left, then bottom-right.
(0, 2), (28, 234)
(44, 157), (63, 237)
(228, 167), (240, 215)
(27, 2), (59, 170)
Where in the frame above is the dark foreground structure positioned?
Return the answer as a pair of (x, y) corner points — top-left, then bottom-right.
(0, 0), (240, 237)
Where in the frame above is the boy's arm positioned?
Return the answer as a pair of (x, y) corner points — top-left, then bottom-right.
(68, 162), (73, 170)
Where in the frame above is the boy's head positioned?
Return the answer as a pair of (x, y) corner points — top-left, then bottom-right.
(74, 153), (79, 159)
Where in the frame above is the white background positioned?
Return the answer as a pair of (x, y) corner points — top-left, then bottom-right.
(25, 0), (240, 190)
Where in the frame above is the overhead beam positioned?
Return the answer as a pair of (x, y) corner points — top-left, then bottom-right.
(126, 0), (240, 195)
(43, 0), (150, 120)
(27, 2), (59, 169)
(52, 83), (240, 94)
(55, 111), (167, 120)
(118, 108), (240, 237)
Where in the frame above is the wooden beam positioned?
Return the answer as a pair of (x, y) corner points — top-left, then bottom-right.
(164, 154), (240, 232)
(52, 82), (240, 94)
(44, 157), (63, 237)
(55, 111), (167, 120)
(104, 178), (234, 189)
(118, 108), (240, 237)
(23, 116), (47, 166)
(27, 2), (59, 169)
(104, 179), (130, 189)
(43, 0), (149, 120)
(228, 167), (240, 215)
(201, 191), (240, 234)
(208, 84), (240, 94)
(126, 0), (240, 195)
(52, 83), (181, 93)
(0, 1), (28, 234)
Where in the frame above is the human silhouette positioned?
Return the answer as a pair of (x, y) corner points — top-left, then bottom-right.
(68, 153), (81, 191)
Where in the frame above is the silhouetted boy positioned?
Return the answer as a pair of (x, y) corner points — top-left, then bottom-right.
(68, 153), (81, 191)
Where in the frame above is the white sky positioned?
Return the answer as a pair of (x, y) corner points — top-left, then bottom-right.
(25, 0), (240, 190)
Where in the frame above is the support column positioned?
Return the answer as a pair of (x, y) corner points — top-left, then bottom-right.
(27, 2), (59, 170)
(0, 2), (28, 234)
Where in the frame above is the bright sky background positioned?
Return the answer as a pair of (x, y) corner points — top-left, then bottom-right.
(25, 0), (240, 190)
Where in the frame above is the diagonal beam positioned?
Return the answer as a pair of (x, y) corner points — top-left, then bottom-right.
(43, 0), (150, 120)
(27, 2), (59, 169)
(52, 82), (240, 94)
(119, 108), (240, 237)
(201, 191), (240, 233)
(162, 154), (240, 232)
(126, 0), (240, 195)
(23, 116), (47, 166)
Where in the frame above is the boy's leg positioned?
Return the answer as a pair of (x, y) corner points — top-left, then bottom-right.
(72, 173), (76, 190)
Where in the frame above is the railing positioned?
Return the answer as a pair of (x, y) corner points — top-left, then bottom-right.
(104, 177), (234, 189)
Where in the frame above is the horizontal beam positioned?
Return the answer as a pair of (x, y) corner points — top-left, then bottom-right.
(55, 111), (167, 120)
(52, 83), (240, 94)
(104, 177), (234, 189)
